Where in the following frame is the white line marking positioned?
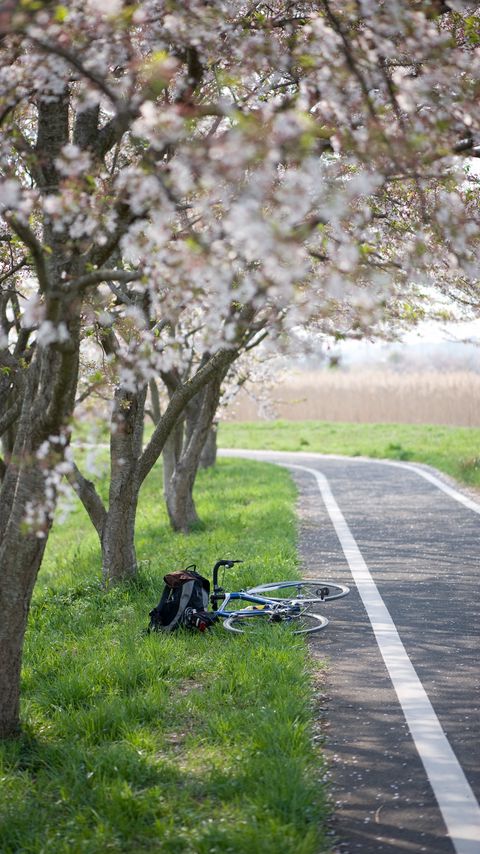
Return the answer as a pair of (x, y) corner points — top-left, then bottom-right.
(219, 449), (480, 515)
(292, 462), (480, 854)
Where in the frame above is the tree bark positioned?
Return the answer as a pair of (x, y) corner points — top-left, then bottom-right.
(0, 465), (51, 737)
(163, 373), (223, 533)
(162, 413), (184, 499)
(101, 491), (140, 584)
(147, 378), (161, 425)
(164, 459), (200, 532)
(0, 336), (80, 737)
(199, 422), (218, 469)
(101, 383), (147, 584)
(0, 89), (81, 737)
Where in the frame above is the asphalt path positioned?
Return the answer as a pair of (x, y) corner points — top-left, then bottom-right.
(220, 450), (480, 854)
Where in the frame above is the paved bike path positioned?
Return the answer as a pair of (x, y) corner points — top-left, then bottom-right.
(221, 450), (480, 854)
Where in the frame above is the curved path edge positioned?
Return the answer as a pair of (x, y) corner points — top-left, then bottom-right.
(219, 449), (480, 516)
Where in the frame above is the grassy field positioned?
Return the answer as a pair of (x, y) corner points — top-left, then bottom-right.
(0, 460), (330, 854)
(224, 370), (480, 427)
(218, 420), (480, 489)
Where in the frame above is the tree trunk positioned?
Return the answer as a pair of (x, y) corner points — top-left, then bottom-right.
(0, 337), (80, 737)
(199, 422), (218, 469)
(101, 490), (139, 584)
(162, 414), (196, 527)
(0, 88), (80, 736)
(162, 415), (184, 489)
(164, 460), (200, 532)
(148, 379), (161, 425)
(0, 466), (51, 737)
(101, 383), (147, 584)
(164, 374), (223, 533)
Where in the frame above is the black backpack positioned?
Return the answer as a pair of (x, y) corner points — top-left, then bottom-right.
(148, 565), (217, 633)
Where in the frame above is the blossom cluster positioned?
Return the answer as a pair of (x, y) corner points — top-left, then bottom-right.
(1, 1), (479, 418)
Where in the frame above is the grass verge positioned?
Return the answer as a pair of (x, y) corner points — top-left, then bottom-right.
(0, 459), (330, 854)
(219, 420), (480, 490)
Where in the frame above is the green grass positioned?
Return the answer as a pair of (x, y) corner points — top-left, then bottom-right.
(219, 420), (480, 489)
(0, 460), (330, 854)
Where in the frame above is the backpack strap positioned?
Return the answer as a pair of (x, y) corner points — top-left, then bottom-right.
(170, 580), (196, 630)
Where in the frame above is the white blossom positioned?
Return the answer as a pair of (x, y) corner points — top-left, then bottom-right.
(36, 321), (70, 347)
(55, 144), (92, 178)
(0, 179), (21, 210)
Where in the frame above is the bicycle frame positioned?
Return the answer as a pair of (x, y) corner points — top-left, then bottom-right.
(215, 590), (301, 620)
(210, 560), (301, 621)
(207, 560), (345, 634)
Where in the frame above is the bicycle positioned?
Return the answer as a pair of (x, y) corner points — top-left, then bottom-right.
(210, 559), (349, 635)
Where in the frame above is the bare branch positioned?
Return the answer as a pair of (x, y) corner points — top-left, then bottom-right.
(244, 328), (269, 351)
(5, 216), (50, 293)
(0, 257), (28, 286)
(107, 281), (135, 306)
(70, 269), (142, 292)
(75, 379), (106, 406)
(138, 347), (237, 484)
(66, 463), (107, 538)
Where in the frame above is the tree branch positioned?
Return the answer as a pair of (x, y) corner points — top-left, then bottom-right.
(0, 257), (28, 286)
(138, 347), (237, 485)
(182, 370), (224, 471)
(67, 463), (107, 538)
(4, 216), (50, 293)
(244, 328), (269, 351)
(148, 378), (161, 425)
(96, 109), (139, 160)
(70, 268), (142, 293)
(75, 380), (105, 406)
(10, 127), (45, 186)
(107, 281), (135, 306)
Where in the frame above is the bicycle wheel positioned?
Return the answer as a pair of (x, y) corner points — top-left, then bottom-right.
(222, 610), (328, 635)
(246, 579), (349, 604)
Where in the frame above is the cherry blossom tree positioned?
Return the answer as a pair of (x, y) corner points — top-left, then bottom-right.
(1, 0), (480, 737)
(0, 0), (332, 736)
(71, 312), (268, 536)
(158, 317), (269, 532)
(67, 300), (262, 571)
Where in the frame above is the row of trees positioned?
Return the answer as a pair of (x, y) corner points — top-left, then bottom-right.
(1, 1), (479, 736)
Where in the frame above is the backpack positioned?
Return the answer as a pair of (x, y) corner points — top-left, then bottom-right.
(148, 565), (217, 633)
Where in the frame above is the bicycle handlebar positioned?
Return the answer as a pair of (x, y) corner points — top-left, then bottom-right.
(212, 559), (243, 590)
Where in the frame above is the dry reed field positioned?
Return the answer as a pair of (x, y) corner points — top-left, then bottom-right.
(226, 370), (480, 427)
